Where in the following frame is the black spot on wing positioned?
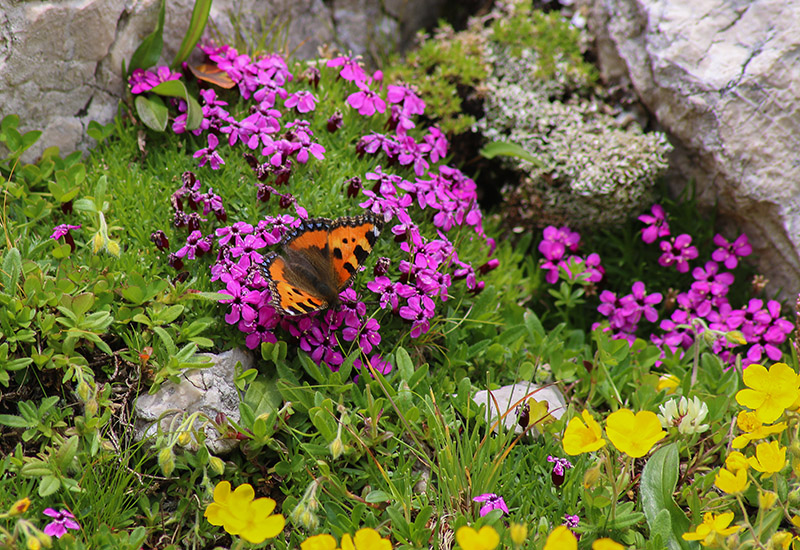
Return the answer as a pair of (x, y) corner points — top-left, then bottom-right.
(353, 244), (369, 263)
(333, 248), (343, 259)
(343, 262), (356, 275)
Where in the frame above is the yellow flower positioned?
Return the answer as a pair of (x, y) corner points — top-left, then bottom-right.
(592, 539), (625, 550)
(605, 409), (665, 458)
(656, 374), (680, 393)
(455, 525), (500, 550)
(769, 532), (794, 550)
(759, 490), (778, 510)
(731, 411), (787, 448)
(9, 497), (31, 516)
(27, 537), (41, 550)
(509, 523), (528, 546)
(341, 528), (392, 550)
(735, 362), (800, 423)
(682, 511), (740, 547)
(563, 410), (606, 455)
(724, 451), (749, 472)
(204, 481), (285, 543)
(529, 398), (556, 427)
(301, 534), (338, 550)
(714, 467), (749, 494)
(748, 440), (787, 475)
(544, 525), (577, 550)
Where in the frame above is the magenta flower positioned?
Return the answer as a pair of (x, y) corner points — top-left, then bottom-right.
(711, 233), (752, 269)
(50, 223), (81, 252)
(638, 204), (670, 243)
(284, 90), (317, 113)
(193, 134), (225, 170)
(563, 514), (580, 529)
(658, 234), (698, 273)
(347, 81), (386, 116)
(472, 493), (509, 516)
(43, 508), (80, 538)
(327, 55), (368, 82)
(547, 456), (573, 487)
(128, 66), (181, 94)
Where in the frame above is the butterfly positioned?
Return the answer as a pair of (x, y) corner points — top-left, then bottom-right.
(260, 214), (384, 316)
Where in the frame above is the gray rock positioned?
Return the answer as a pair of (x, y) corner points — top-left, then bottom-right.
(0, 0), (445, 160)
(587, 0), (800, 298)
(134, 348), (252, 454)
(472, 382), (567, 435)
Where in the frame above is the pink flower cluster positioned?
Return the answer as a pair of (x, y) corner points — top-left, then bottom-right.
(538, 226), (604, 284)
(148, 51), (499, 375)
(579, 204), (792, 367)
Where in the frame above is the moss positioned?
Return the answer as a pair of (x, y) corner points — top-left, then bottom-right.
(475, 2), (671, 228)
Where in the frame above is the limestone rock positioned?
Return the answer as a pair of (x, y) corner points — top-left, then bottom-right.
(134, 348), (253, 454)
(0, 0), (445, 160)
(472, 382), (567, 434)
(588, 0), (800, 297)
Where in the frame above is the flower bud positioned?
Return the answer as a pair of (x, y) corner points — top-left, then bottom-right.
(788, 489), (800, 505)
(158, 447), (176, 477)
(509, 523), (528, 546)
(76, 381), (91, 401)
(583, 464), (601, 489)
(329, 436), (344, 460)
(759, 490), (778, 510)
(177, 432), (192, 447)
(209, 456), (225, 476)
(726, 330), (747, 345)
(8, 497), (31, 516)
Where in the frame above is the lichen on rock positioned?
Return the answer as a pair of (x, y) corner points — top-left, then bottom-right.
(475, 1), (672, 228)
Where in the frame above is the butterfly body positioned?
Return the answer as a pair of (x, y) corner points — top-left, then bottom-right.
(261, 214), (383, 316)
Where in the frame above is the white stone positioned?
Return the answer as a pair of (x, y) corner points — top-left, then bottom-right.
(588, 0), (800, 297)
(472, 382), (567, 435)
(134, 348), (253, 454)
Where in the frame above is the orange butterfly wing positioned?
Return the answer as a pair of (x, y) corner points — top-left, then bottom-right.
(262, 215), (384, 316)
(328, 216), (383, 289)
(262, 253), (327, 315)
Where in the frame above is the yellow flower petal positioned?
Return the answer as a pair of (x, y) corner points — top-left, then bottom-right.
(736, 363), (800, 424)
(592, 538), (625, 550)
(563, 410), (606, 455)
(544, 525), (577, 550)
(605, 409), (665, 458)
(455, 525), (500, 550)
(748, 440), (787, 474)
(714, 467), (749, 494)
(353, 528), (392, 550)
(301, 534), (338, 550)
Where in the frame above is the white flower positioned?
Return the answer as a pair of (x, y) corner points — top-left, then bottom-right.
(657, 396), (710, 434)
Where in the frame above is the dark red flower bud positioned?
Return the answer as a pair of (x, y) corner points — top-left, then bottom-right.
(187, 213), (203, 232)
(168, 253), (184, 271)
(61, 201), (73, 215)
(346, 177), (362, 198)
(479, 259), (500, 274)
(517, 401), (530, 429)
(173, 211), (188, 228)
(150, 230), (170, 251)
(182, 171), (197, 188)
(551, 469), (565, 487)
(274, 164), (292, 186)
(243, 152), (259, 170)
(373, 256), (390, 276)
(303, 66), (321, 88)
(279, 193), (294, 209)
(327, 111), (343, 133)
(256, 184), (271, 203)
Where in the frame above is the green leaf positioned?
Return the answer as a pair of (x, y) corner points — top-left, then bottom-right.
(150, 80), (203, 130)
(39, 475), (61, 497)
(0, 414), (31, 428)
(1, 248), (23, 294)
(396, 347), (414, 379)
(128, 0), (166, 72)
(364, 490), (390, 503)
(172, 0), (212, 66)
(640, 443), (693, 550)
(135, 95), (169, 132)
(479, 140), (544, 167)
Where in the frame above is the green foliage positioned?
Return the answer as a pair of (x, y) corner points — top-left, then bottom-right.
(384, 23), (487, 134)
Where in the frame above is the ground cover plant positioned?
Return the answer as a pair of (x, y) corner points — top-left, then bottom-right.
(2, 1), (800, 549)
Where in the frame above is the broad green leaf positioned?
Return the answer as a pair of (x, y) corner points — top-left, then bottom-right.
(479, 140), (544, 167)
(1, 247), (23, 294)
(172, 0), (212, 66)
(150, 80), (203, 130)
(128, 0), (166, 72)
(0, 414), (31, 428)
(38, 475), (61, 497)
(135, 95), (169, 132)
(640, 443), (693, 550)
